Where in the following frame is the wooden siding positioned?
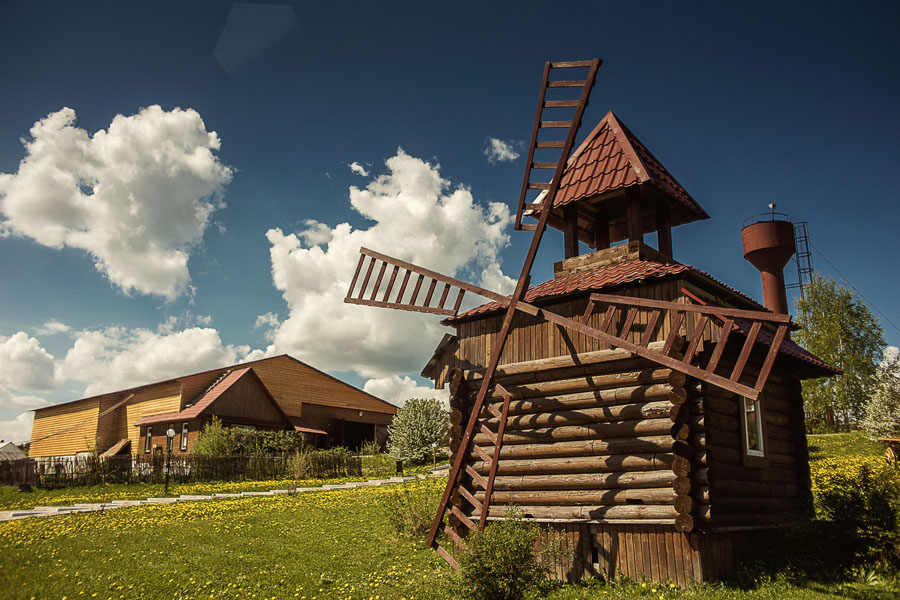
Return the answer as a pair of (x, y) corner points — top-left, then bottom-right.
(125, 383), (183, 456)
(209, 373), (284, 423)
(29, 400), (100, 457)
(533, 522), (771, 584)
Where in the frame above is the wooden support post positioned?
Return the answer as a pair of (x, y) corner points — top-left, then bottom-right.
(563, 203), (579, 259)
(626, 188), (643, 243)
(593, 211), (610, 250)
(656, 201), (672, 258)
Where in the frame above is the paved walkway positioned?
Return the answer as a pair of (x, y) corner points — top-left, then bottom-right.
(0, 469), (448, 522)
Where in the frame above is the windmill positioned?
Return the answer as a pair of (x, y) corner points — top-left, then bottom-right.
(343, 59), (793, 569)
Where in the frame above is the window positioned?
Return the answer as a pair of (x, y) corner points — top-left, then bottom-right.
(742, 397), (765, 457)
(180, 422), (189, 451)
(144, 426), (152, 453)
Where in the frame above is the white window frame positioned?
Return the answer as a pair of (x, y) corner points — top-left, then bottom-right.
(180, 422), (189, 451)
(742, 397), (765, 457)
(144, 426), (152, 453)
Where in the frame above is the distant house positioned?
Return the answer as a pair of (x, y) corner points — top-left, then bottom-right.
(0, 442), (27, 461)
(29, 355), (397, 458)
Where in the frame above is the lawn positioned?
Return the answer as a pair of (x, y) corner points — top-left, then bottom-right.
(1, 437), (898, 599)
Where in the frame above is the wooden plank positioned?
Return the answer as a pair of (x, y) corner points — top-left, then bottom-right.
(346, 253), (365, 298)
(730, 321), (761, 381)
(754, 324), (788, 393)
(465, 463), (487, 488)
(663, 312), (684, 355)
(641, 310), (661, 347)
(452, 288), (466, 314)
(437, 282), (452, 309)
(590, 293), (792, 323)
(369, 261), (387, 301)
(547, 79), (588, 87)
(706, 319), (733, 374)
(410, 273), (425, 305)
(457, 485), (482, 512)
(684, 315), (707, 363)
(472, 442), (492, 463)
(443, 524), (464, 548)
(423, 278), (438, 307)
(620, 308), (638, 339)
(395, 270), (412, 303)
(435, 543), (459, 569)
(664, 528), (678, 585)
(345, 297), (454, 317)
(357, 257), (376, 300)
(450, 504), (475, 530)
(381, 265), (400, 302)
(536, 140), (566, 148)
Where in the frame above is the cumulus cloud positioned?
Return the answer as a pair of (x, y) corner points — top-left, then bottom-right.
(35, 319), (71, 336)
(0, 412), (34, 445)
(257, 148), (513, 378)
(0, 105), (233, 300)
(0, 332), (61, 392)
(363, 375), (448, 407)
(483, 137), (520, 163)
(349, 162), (369, 177)
(62, 326), (251, 396)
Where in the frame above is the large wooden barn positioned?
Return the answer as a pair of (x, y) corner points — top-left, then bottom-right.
(29, 355), (397, 458)
(418, 111), (839, 583)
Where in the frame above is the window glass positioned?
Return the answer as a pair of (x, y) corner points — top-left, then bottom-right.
(743, 397), (764, 457)
(181, 422), (189, 451)
(145, 426), (152, 453)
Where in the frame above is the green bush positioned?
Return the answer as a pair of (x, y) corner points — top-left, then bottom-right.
(192, 417), (304, 456)
(813, 457), (900, 564)
(457, 510), (545, 600)
(383, 481), (438, 539)
(388, 397), (448, 464)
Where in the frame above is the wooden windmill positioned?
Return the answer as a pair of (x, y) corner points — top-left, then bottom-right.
(344, 59), (832, 582)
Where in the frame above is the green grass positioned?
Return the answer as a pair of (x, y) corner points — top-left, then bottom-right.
(1, 439), (897, 599)
(807, 431), (887, 462)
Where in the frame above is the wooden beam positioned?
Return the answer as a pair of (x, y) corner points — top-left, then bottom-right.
(656, 201), (672, 258)
(563, 203), (579, 259)
(625, 188), (642, 243)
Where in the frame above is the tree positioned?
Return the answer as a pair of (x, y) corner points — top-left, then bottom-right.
(794, 275), (885, 430)
(861, 349), (900, 438)
(387, 397), (449, 464)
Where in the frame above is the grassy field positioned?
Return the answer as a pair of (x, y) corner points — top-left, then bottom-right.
(1, 437), (897, 599)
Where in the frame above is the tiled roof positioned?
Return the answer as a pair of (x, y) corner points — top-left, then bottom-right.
(134, 368), (251, 426)
(552, 111), (709, 223)
(445, 260), (691, 323)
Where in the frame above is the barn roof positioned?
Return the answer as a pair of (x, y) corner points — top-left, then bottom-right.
(550, 111), (709, 225)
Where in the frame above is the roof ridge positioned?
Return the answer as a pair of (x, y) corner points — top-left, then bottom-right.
(603, 111), (650, 184)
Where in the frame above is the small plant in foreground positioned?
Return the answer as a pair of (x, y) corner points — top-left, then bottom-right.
(383, 481), (437, 539)
(456, 509), (544, 600)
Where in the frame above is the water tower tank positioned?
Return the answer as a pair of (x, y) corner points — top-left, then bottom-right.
(741, 214), (795, 314)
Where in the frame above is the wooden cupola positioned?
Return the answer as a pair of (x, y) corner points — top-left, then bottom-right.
(525, 111), (709, 259)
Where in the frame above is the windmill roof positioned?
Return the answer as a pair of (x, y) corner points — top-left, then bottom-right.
(551, 111), (709, 224)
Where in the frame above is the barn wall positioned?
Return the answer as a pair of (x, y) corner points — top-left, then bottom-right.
(125, 383), (183, 456)
(30, 400), (101, 457)
(210, 374), (284, 423)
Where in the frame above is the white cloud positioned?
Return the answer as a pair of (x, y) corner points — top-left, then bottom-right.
(349, 162), (369, 177)
(0, 412), (34, 445)
(258, 148), (512, 378)
(0, 105), (233, 300)
(484, 137), (520, 163)
(0, 332), (61, 392)
(62, 326), (251, 396)
(0, 388), (48, 410)
(363, 375), (448, 407)
(35, 319), (71, 336)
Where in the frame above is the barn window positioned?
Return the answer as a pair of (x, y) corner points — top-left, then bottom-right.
(144, 426), (152, 453)
(180, 422), (189, 451)
(742, 397), (764, 457)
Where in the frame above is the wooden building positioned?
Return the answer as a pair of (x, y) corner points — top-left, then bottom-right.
(29, 355), (397, 458)
(418, 111), (838, 583)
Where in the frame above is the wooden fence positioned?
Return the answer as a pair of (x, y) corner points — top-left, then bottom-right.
(1, 450), (391, 489)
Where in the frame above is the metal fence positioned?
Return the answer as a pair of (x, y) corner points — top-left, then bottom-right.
(1, 450), (389, 489)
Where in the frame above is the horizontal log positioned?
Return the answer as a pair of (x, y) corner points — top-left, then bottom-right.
(707, 444), (742, 464)
(708, 466), (800, 484)
(450, 410), (463, 426)
(767, 452), (798, 466)
(711, 497), (804, 513)
(476, 487), (677, 506)
(698, 513), (796, 528)
(765, 411), (792, 428)
(706, 395), (739, 416)
(492, 470), (678, 491)
(711, 479), (801, 498)
(486, 400), (675, 431)
(474, 417), (675, 445)
(487, 384), (683, 416)
(478, 435), (676, 460)
(693, 412), (739, 433)
(673, 476), (691, 495)
(675, 513), (694, 532)
(472, 453), (675, 476)
(482, 504), (679, 521)
(693, 467), (709, 485)
(766, 438), (796, 455)
(674, 494), (693, 514)
(470, 368), (684, 401)
(703, 427), (740, 448)
(464, 343), (669, 383)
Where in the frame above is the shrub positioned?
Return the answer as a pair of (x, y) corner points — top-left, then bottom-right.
(388, 397), (449, 464)
(383, 481), (438, 539)
(192, 417), (304, 456)
(456, 510), (544, 600)
(861, 352), (900, 438)
(812, 456), (900, 564)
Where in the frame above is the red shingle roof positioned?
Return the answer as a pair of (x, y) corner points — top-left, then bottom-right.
(552, 111), (708, 223)
(134, 368), (252, 426)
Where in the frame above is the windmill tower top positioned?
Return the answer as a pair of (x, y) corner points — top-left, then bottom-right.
(522, 111), (709, 261)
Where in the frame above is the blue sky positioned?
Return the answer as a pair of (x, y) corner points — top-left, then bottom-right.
(1, 1), (898, 443)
